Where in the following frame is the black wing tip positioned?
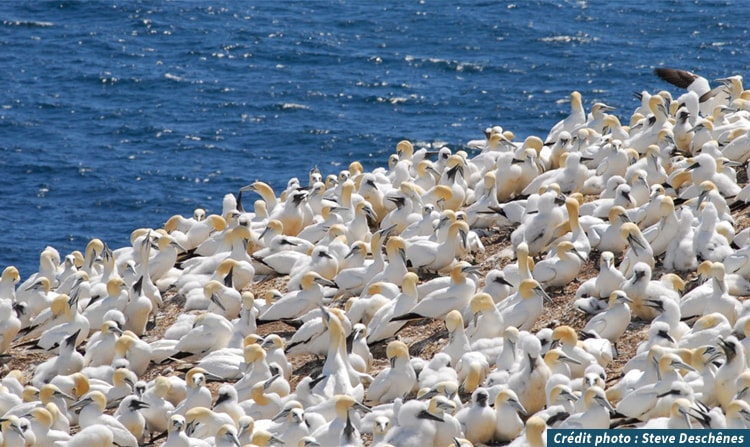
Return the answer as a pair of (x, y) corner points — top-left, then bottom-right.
(390, 312), (422, 322)
(170, 351), (194, 360)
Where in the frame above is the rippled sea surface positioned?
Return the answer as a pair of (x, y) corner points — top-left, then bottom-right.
(1, 0), (749, 275)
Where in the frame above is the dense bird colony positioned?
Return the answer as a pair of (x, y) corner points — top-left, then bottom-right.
(3, 68), (750, 446)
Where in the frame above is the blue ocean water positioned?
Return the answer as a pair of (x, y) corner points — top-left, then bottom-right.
(1, 0), (748, 277)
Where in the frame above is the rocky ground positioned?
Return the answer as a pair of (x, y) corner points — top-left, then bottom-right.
(5, 180), (750, 446)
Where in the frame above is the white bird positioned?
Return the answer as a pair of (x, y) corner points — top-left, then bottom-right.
(370, 415), (391, 446)
(653, 68), (721, 111)
(228, 291), (258, 349)
(629, 183), (669, 228)
(285, 308), (351, 357)
(559, 386), (613, 429)
(173, 368), (213, 416)
(24, 407), (71, 447)
(233, 343), (275, 399)
(693, 202), (734, 263)
(333, 229), (389, 298)
(212, 384), (245, 426)
(82, 277), (128, 332)
(148, 233), (184, 287)
(82, 320), (123, 367)
(545, 197), (591, 260)
(498, 279), (553, 332)
(587, 206), (631, 254)
(18, 245), (60, 290)
(640, 398), (706, 429)
(382, 399), (444, 447)
(311, 308), (367, 401)
(0, 414), (33, 447)
(489, 326), (521, 375)
(580, 183), (635, 218)
(550, 326), (598, 378)
(527, 152), (593, 196)
(681, 262), (740, 325)
(163, 313), (233, 362)
(507, 415), (547, 447)
(60, 425), (114, 447)
(480, 269), (513, 304)
(258, 272), (335, 322)
(716, 336), (747, 410)
(114, 395), (150, 445)
(493, 388), (528, 442)
(544, 348), (581, 378)
(31, 329), (84, 388)
(0, 303), (21, 356)
(404, 221), (469, 273)
(494, 149), (533, 201)
(581, 290), (632, 344)
(345, 322), (373, 375)
(310, 395), (369, 447)
(725, 400), (750, 429)
(70, 391), (139, 447)
(641, 195), (679, 257)
(256, 219), (315, 257)
(662, 206), (699, 272)
(624, 263), (683, 323)
(366, 341), (417, 405)
(545, 91), (586, 145)
(532, 240), (585, 289)
(251, 245), (310, 276)
(614, 353), (695, 420)
(441, 310), (472, 367)
(164, 212), (226, 252)
(465, 172), (508, 229)
(624, 95), (672, 154)
(511, 190), (566, 257)
(204, 279), (242, 320)
(238, 377), (284, 420)
(140, 376), (175, 437)
(261, 334), (293, 381)
(679, 313), (732, 351)
(618, 222), (654, 277)
(505, 334), (552, 415)
(418, 353), (458, 391)
(108, 331), (151, 377)
(391, 262), (479, 322)
(21, 292), (89, 352)
(286, 245), (339, 292)
(466, 292), (504, 343)
(536, 383), (577, 427)
(426, 394), (463, 447)
(575, 251), (625, 307)
(502, 241), (534, 288)
(182, 406), (237, 441)
(366, 236), (409, 289)
(455, 388), (495, 445)
(684, 153), (741, 199)
(367, 272), (419, 344)
(213, 424), (244, 447)
(103, 368), (138, 408)
(345, 290), (389, 333)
